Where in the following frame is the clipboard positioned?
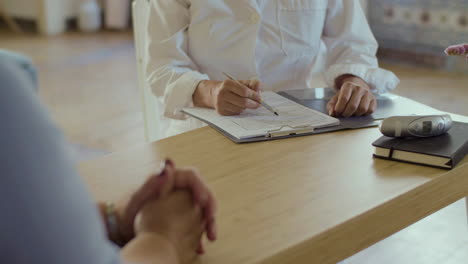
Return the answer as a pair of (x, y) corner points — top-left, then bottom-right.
(184, 110), (381, 143)
(182, 110), (320, 143)
(182, 91), (340, 143)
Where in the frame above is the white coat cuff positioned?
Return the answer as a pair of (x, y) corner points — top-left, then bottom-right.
(164, 71), (209, 120)
(324, 64), (400, 94)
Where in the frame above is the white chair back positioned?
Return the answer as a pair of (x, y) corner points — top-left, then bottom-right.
(132, 0), (160, 142)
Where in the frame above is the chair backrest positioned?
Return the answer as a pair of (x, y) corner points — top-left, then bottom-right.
(132, 0), (160, 142)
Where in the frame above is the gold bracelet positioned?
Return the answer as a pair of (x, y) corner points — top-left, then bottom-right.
(104, 202), (125, 247)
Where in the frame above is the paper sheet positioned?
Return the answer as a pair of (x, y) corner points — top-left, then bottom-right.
(183, 92), (339, 139)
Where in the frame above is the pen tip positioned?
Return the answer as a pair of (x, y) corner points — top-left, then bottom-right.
(274, 112), (279, 116)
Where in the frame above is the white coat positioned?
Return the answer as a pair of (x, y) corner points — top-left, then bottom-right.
(146, 0), (400, 139)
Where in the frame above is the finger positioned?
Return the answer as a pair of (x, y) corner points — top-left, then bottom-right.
(197, 241), (205, 255)
(145, 159), (176, 200)
(175, 169), (217, 240)
(240, 80), (260, 92)
(121, 169), (169, 239)
(334, 85), (353, 115)
(354, 91), (372, 116)
(225, 92), (260, 109)
(226, 80), (261, 102)
(206, 216), (217, 241)
(198, 229), (207, 255)
(342, 87), (366, 117)
(219, 101), (244, 115)
(125, 171), (166, 219)
(197, 240), (205, 255)
(216, 95), (244, 115)
(366, 97), (377, 115)
(217, 108), (240, 116)
(201, 190), (217, 241)
(192, 210), (206, 255)
(327, 95), (338, 116)
(165, 158), (175, 168)
(248, 80), (261, 92)
(159, 162), (176, 198)
(174, 169), (211, 208)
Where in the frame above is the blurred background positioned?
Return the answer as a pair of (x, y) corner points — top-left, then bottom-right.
(0, 0), (467, 263)
(0, 0), (467, 153)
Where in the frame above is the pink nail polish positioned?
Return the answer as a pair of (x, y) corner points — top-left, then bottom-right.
(159, 168), (167, 178)
(165, 158), (174, 167)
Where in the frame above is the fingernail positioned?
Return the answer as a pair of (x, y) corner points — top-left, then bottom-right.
(159, 168), (167, 178)
(165, 158), (174, 167)
(208, 229), (216, 241)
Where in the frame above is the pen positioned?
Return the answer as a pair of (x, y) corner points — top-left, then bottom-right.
(222, 72), (279, 116)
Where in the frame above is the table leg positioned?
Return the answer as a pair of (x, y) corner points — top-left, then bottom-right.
(38, 0), (66, 35)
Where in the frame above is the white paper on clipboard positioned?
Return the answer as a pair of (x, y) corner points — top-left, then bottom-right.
(183, 92), (339, 140)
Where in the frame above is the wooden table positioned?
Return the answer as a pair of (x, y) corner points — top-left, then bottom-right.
(79, 97), (468, 264)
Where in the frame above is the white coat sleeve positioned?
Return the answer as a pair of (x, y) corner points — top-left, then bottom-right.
(146, 0), (209, 120)
(322, 0), (400, 94)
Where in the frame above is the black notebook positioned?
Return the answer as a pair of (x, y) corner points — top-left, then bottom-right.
(372, 121), (468, 169)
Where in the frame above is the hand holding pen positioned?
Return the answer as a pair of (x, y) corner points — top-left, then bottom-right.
(193, 74), (277, 116)
(222, 72), (279, 116)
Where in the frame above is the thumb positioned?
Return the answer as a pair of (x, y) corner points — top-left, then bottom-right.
(327, 95), (338, 116)
(120, 170), (168, 240)
(250, 80), (261, 92)
(159, 159), (176, 198)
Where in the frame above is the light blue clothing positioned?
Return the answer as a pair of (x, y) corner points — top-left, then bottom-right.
(0, 50), (37, 91)
(0, 51), (122, 264)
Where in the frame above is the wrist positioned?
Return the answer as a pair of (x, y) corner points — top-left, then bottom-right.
(121, 232), (180, 264)
(335, 75), (370, 91)
(193, 80), (215, 108)
(99, 202), (127, 247)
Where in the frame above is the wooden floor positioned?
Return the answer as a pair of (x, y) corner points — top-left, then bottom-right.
(0, 30), (467, 263)
(0, 30), (144, 154)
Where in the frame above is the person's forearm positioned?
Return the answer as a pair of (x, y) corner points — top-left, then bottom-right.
(121, 233), (179, 264)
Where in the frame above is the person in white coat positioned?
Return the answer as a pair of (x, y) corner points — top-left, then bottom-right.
(146, 0), (400, 139)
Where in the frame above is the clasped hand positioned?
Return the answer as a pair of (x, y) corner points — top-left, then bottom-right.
(117, 159), (216, 263)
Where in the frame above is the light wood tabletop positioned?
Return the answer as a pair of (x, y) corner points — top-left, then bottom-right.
(79, 97), (468, 264)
